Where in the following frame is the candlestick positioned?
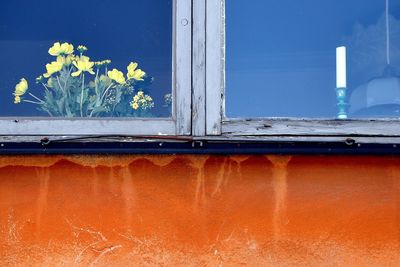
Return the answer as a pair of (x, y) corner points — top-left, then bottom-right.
(336, 87), (348, 119)
(336, 46), (347, 119)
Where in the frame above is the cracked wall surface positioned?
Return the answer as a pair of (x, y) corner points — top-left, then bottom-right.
(0, 155), (399, 266)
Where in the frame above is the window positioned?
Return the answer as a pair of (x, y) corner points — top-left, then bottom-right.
(1, 0), (400, 140)
(225, 0), (400, 119)
(204, 0), (400, 137)
(0, 0), (191, 135)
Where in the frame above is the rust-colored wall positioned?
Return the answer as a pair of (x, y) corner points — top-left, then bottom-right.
(0, 155), (399, 266)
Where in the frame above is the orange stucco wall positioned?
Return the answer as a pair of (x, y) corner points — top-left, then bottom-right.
(0, 155), (399, 266)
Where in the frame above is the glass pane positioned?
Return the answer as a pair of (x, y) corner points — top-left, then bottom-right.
(226, 0), (400, 118)
(0, 0), (172, 117)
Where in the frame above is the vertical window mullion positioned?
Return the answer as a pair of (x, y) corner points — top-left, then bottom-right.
(206, 0), (224, 135)
(192, 0), (207, 136)
(174, 0), (192, 135)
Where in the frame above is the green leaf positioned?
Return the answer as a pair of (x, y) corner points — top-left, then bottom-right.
(90, 106), (109, 117)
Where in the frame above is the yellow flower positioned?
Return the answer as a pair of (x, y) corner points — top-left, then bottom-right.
(130, 91), (154, 111)
(127, 62), (137, 72)
(13, 78), (28, 104)
(77, 45), (88, 54)
(14, 95), (21, 104)
(14, 78), (28, 96)
(95, 59), (112, 67)
(72, 56), (95, 76)
(47, 78), (54, 88)
(57, 55), (74, 66)
(36, 75), (45, 84)
(43, 57), (64, 78)
(127, 62), (146, 81)
(107, 69), (126, 84)
(131, 102), (139, 110)
(48, 42), (74, 56)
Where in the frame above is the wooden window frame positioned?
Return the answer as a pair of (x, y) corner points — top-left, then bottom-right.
(200, 0), (400, 141)
(2, 0), (400, 142)
(0, 0), (192, 136)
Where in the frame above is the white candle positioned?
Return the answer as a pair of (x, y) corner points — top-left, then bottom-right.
(336, 46), (347, 88)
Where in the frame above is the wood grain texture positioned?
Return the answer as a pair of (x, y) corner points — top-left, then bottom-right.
(0, 118), (176, 135)
(192, 0), (206, 136)
(206, 0), (224, 135)
(174, 0), (192, 135)
(223, 118), (400, 137)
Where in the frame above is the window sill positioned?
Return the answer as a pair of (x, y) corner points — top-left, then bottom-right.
(223, 118), (400, 137)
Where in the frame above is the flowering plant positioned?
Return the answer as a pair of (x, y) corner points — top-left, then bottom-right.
(13, 42), (156, 117)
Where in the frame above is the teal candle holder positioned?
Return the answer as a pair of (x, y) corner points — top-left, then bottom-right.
(336, 87), (348, 119)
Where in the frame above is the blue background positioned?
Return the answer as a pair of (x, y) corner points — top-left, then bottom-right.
(0, 0), (172, 117)
(226, 0), (400, 118)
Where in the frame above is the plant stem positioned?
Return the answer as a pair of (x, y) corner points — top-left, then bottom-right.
(44, 110), (53, 117)
(89, 69), (101, 118)
(41, 83), (50, 92)
(80, 73), (85, 117)
(65, 66), (72, 88)
(56, 75), (67, 116)
(64, 68), (73, 116)
(100, 83), (114, 104)
(56, 76), (63, 93)
(95, 68), (99, 87)
(28, 93), (44, 103)
(95, 68), (99, 99)
(23, 99), (42, 105)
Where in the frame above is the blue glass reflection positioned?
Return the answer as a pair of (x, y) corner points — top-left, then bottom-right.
(0, 0), (172, 117)
(226, 0), (400, 118)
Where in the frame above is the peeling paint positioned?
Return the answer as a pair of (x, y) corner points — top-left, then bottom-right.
(0, 155), (399, 265)
(267, 156), (292, 242)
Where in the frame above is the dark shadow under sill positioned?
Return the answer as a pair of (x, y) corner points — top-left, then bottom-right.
(1, 135), (400, 155)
